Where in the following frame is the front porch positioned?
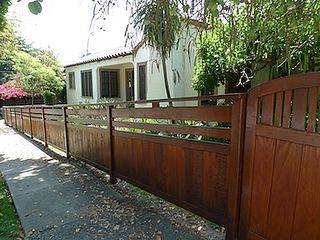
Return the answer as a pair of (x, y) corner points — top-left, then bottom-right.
(97, 63), (134, 102)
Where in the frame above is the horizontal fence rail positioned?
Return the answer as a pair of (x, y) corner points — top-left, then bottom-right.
(2, 94), (246, 240)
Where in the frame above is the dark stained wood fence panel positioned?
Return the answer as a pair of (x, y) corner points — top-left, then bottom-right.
(291, 146), (320, 239)
(46, 121), (65, 150)
(68, 125), (110, 171)
(112, 106), (233, 122)
(2, 94), (246, 240)
(113, 133), (229, 227)
(22, 116), (31, 135)
(240, 72), (320, 240)
(291, 88), (308, 130)
(31, 119), (44, 141)
(248, 136), (276, 238)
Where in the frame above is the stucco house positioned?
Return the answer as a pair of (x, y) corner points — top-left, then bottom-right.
(64, 25), (225, 105)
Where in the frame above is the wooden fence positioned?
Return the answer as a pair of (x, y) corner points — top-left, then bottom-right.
(3, 72), (320, 240)
(2, 94), (246, 240)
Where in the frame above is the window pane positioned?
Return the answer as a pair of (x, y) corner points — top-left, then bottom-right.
(81, 72), (85, 96)
(110, 71), (118, 97)
(88, 71), (93, 96)
(139, 64), (146, 100)
(81, 70), (92, 97)
(101, 70), (118, 98)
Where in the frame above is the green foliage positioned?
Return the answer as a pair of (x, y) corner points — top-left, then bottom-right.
(0, 24), (18, 83)
(0, 24), (65, 103)
(0, 0), (11, 31)
(13, 50), (64, 98)
(131, 0), (182, 59)
(193, 1), (320, 92)
(0, 177), (21, 239)
(28, 0), (42, 15)
(43, 90), (56, 105)
(130, 0), (183, 99)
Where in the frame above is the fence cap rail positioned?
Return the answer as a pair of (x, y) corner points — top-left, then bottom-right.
(3, 93), (246, 109)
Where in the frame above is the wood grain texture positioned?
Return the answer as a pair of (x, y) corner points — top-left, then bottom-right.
(240, 72), (320, 240)
(291, 146), (320, 240)
(261, 94), (275, 125)
(112, 106), (232, 122)
(292, 88), (308, 130)
(249, 136), (276, 238)
(268, 141), (302, 240)
(113, 134), (230, 228)
(67, 125), (110, 171)
(113, 120), (231, 139)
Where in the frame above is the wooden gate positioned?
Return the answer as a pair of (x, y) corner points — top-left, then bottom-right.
(240, 73), (320, 239)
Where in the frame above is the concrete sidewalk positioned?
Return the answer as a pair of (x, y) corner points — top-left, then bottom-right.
(0, 120), (224, 240)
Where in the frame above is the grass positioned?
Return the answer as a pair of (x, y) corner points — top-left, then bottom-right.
(0, 176), (21, 240)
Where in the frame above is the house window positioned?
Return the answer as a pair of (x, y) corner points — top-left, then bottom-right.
(68, 72), (75, 89)
(138, 63), (146, 100)
(81, 70), (93, 97)
(100, 70), (119, 98)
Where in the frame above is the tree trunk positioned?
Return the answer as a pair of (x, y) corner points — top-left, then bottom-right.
(31, 92), (34, 105)
(161, 54), (172, 106)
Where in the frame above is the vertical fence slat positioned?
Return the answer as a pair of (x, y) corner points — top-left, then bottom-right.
(261, 94), (274, 125)
(10, 108), (13, 126)
(29, 107), (33, 138)
(20, 108), (24, 133)
(14, 107), (17, 128)
(106, 105), (117, 184)
(42, 107), (48, 147)
(63, 107), (70, 158)
(292, 88), (308, 130)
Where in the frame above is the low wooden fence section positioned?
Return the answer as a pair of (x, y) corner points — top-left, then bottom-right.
(3, 94), (246, 240)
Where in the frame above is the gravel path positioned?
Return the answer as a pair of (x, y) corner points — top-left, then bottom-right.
(0, 120), (225, 240)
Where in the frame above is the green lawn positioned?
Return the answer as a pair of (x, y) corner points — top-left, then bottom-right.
(0, 176), (21, 240)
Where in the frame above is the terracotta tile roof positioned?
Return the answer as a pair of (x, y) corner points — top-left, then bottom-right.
(64, 47), (133, 68)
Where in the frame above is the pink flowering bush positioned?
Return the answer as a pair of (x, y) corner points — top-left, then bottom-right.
(0, 81), (27, 100)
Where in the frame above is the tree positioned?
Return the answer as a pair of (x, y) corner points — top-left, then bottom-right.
(0, 0), (11, 31)
(193, 0), (320, 93)
(13, 50), (64, 105)
(0, 24), (18, 83)
(0, 80), (27, 100)
(0, 22), (65, 104)
(130, 0), (182, 100)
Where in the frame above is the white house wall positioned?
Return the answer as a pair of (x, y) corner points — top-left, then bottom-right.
(132, 27), (198, 106)
(66, 55), (133, 104)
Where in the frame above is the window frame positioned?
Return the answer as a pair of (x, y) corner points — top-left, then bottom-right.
(80, 70), (93, 97)
(68, 72), (75, 89)
(137, 62), (147, 100)
(100, 69), (120, 98)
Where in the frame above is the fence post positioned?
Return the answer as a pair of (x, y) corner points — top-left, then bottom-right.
(63, 107), (70, 158)
(41, 107), (48, 147)
(20, 108), (24, 133)
(14, 107), (17, 129)
(226, 96), (247, 240)
(10, 108), (12, 126)
(106, 105), (117, 184)
(29, 107), (33, 139)
(4, 108), (7, 124)
(152, 102), (160, 108)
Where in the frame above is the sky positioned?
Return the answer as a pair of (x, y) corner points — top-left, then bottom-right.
(7, 0), (130, 65)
